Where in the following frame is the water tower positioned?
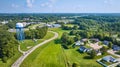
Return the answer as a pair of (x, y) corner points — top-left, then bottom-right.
(16, 23), (25, 41)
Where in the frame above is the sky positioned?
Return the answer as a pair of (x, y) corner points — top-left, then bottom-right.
(0, 0), (120, 13)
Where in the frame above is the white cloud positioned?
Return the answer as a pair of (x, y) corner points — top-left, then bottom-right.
(11, 4), (19, 8)
(49, 0), (57, 3)
(26, 0), (34, 8)
(103, 0), (113, 5)
(40, 2), (53, 8)
(40, 0), (57, 8)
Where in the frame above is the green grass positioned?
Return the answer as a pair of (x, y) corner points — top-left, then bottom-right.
(49, 28), (70, 38)
(49, 28), (106, 67)
(64, 24), (75, 27)
(64, 48), (103, 67)
(28, 24), (44, 29)
(20, 41), (66, 67)
(20, 31), (54, 51)
(0, 50), (22, 67)
(20, 28), (109, 67)
(20, 28), (69, 67)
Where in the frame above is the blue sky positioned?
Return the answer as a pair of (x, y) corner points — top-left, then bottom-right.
(0, 0), (120, 13)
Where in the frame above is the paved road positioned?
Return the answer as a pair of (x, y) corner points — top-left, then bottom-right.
(107, 50), (120, 58)
(11, 31), (58, 67)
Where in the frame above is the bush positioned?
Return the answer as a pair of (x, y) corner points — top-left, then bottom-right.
(72, 62), (78, 67)
(2, 56), (8, 63)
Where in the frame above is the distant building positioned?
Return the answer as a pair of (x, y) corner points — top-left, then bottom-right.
(81, 38), (88, 42)
(46, 24), (52, 28)
(96, 50), (102, 56)
(79, 46), (87, 52)
(52, 24), (61, 28)
(0, 21), (8, 24)
(75, 41), (84, 46)
(103, 40), (109, 46)
(91, 38), (99, 42)
(46, 24), (61, 28)
(112, 45), (120, 51)
(102, 56), (117, 63)
(79, 46), (90, 53)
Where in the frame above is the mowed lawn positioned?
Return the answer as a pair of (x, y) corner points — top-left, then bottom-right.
(20, 41), (66, 67)
(21, 28), (103, 67)
(64, 47), (103, 67)
(20, 31), (54, 51)
(20, 28), (68, 67)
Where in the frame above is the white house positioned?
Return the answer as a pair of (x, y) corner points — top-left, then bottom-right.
(75, 41), (84, 46)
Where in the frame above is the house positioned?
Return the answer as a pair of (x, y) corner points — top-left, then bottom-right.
(46, 24), (52, 28)
(103, 40), (109, 46)
(96, 50), (102, 56)
(79, 46), (89, 52)
(81, 38), (88, 42)
(91, 38), (99, 42)
(1, 21), (8, 24)
(112, 45), (120, 51)
(75, 41), (84, 46)
(52, 24), (61, 28)
(102, 56), (117, 63)
(46, 24), (61, 28)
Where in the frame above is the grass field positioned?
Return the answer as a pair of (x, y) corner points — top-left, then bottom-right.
(20, 40), (66, 67)
(64, 24), (75, 27)
(20, 28), (69, 67)
(28, 23), (44, 29)
(20, 31), (54, 51)
(0, 50), (22, 67)
(20, 28), (107, 67)
(49, 28), (105, 67)
(64, 47), (103, 67)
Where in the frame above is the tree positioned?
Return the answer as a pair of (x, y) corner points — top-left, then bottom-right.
(118, 34), (120, 38)
(108, 42), (113, 49)
(74, 34), (81, 41)
(61, 32), (69, 45)
(0, 26), (18, 63)
(100, 46), (107, 55)
(72, 62), (78, 67)
(73, 25), (78, 30)
(24, 26), (48, 39)
(89, 50), (96, 59)
(67, 37), (74, 45)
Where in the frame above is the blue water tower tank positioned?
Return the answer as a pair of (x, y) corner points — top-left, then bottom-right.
(16, 23), (25, 41)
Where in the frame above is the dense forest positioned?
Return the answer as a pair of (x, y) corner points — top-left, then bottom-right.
(0, 25), (18, 63)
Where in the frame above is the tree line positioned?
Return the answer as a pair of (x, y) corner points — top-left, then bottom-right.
(0, 25), (18, 63)
(24, 26), (48, 39)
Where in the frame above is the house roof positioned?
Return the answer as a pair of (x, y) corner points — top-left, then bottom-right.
(91, 38), (99, 42)
(79, 46), (87, 51)
(102, 56), (116, 62)
(103, 40), (109, 45)
(81, 38), (88, 42)
(112, 45), (120, 51)
(75, 41), (84, 45)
